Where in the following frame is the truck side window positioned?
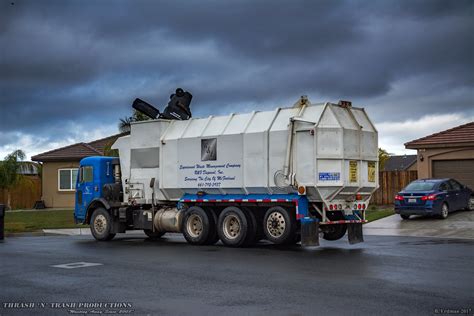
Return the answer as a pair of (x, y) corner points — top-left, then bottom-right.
(80, 166), (94, 183)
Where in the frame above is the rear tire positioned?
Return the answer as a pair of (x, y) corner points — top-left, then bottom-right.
(90, 208), (116, 241)
(144, 229), (165, 240)
(322, 224), (347, 241)
(400, 214), (410, 220)
(440, 203), (449, 219)
(242, 208), (258, 246)
(182, 206), (216, 245)
(217, 206), (254, 247)
(263, 206), (296, 245)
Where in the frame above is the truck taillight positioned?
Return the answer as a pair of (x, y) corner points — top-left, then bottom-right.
(394, 195), (404, 201)
(421, 194), (437, 201)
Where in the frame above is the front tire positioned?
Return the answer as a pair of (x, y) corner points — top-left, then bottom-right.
(90, 208), (116, 241)
(263, 206), (296, 245)
(468, 197), (474, 211)
(400, 214), (410, 220)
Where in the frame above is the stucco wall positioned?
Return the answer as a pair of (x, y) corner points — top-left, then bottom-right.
(42, 161), (79, 208)
(416, 147), (474, 178)
(407, 162), (417, 171)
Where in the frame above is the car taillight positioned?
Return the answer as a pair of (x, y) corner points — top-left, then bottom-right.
(394, 195), (404, 201)
(421, 194), (437, 201)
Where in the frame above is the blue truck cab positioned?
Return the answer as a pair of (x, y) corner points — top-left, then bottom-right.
(74, 156), (117, 223)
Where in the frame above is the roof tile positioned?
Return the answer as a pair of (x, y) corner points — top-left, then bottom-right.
(405, 122), (474, 148)
(31, 132), (129, 162)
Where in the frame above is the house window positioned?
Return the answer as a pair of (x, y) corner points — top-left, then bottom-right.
(58, 168), (79, 191)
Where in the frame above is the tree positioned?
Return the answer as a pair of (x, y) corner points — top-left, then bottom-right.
(118, 109), (151, 133)
(378, 148), (390, 171)
(0, 149), (26, 210)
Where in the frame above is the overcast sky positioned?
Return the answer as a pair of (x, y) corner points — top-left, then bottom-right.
(1, 0), (473, 160)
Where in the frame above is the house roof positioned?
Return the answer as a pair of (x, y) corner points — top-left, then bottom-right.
(405, 122), (474, 149)
(383, 155), (417, 171)
(31, 132), (129, 162)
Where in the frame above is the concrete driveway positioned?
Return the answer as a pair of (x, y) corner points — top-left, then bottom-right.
(364, 210), (474, 239)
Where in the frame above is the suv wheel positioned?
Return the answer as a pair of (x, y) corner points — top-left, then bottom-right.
(440, 203), (449, 219)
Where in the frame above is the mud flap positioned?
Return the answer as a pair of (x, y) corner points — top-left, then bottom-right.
(347, 223), (364, 244)
(301, 219), (319, 247)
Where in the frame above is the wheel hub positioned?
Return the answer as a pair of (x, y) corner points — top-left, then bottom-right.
(94, 214), (107, 234)
(266, 212), (286, 238)
(187, 214), (203, 238)
(223, 215), (241, 240)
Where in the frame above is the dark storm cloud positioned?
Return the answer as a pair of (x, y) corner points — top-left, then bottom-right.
(0, 0), (473, 150)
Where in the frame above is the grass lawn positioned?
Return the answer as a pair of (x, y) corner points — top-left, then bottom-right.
(5, 210), (87, 233)
(365, 206), (395, 223)
(4, 206), (393, 233)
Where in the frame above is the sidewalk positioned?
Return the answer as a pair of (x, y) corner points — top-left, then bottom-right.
(42, 228), (148, 236)
(6, 208), (74, 213)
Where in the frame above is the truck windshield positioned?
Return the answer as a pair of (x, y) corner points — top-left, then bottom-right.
(404, 181), (436, 191)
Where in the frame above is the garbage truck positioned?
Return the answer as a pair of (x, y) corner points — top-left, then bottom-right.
(74, 89), (379, 247)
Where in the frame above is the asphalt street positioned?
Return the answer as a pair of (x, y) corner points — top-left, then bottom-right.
(0, 234), (473, 316)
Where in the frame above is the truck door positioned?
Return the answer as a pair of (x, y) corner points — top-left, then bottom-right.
(75, 165), (95, 219)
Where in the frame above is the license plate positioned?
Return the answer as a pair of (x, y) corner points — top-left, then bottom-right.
(408, 198), (417, 203)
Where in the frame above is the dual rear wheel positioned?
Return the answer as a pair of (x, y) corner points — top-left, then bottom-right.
(181, 205), (298, 247)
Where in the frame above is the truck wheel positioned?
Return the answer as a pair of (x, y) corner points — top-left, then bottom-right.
(322, 224), (347, 241)
(263, 206), (296, 245)
(203, 207), (219, 245)
(182, 206), (216, 245)
(218, 206), (254, 247)
(241, 207), (258, 246)
(90, 208), (116, 241)
(144, 229), (165, 240)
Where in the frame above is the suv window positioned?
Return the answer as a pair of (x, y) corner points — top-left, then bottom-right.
(405, 181), (436, 191)
(449, 180), (461, 191)
(439, 182), (450, 191)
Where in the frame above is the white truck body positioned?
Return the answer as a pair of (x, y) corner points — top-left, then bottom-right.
(112, 100), (378, 208)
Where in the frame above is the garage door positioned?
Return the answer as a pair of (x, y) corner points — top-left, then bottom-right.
(432, 159), (474, 189)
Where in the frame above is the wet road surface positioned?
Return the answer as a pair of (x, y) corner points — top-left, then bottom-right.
(0, 234), (473, 315)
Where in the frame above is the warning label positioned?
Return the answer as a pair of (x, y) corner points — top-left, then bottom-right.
(368, 161), (376, 182)
(349, 161), (358, 183)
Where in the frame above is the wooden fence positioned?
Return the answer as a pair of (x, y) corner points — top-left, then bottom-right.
(372, 170), (418, 205)
(0, 176), (41, 209)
